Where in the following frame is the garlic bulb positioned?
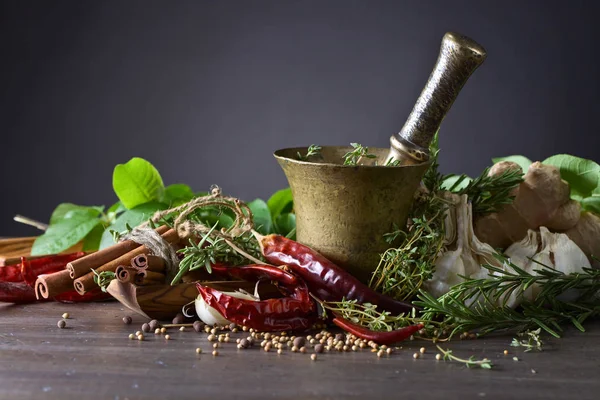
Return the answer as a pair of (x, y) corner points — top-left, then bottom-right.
(503, 230), (540, 307)
(426, 194), (502, 298)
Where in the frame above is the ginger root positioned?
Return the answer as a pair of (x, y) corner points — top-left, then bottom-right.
(565, 211), (600, 265)
(474, 161), (578, 249)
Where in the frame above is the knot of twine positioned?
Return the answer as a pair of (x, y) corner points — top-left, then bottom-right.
(121, 226), (180, 280)
(145, 185), (254, 242)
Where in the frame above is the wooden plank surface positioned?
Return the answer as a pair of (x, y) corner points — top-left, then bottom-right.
(0, 301), (599, 400)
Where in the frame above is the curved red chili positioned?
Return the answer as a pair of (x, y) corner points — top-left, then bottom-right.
(0, 253), (85, 284)
(0, 281), (41, 304)
(197, 285), (316, 331)
(257, 234), (414, 315)
(332, 314), (423, 345)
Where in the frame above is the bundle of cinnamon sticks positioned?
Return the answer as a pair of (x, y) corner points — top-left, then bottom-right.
(34, 226), (181, 300)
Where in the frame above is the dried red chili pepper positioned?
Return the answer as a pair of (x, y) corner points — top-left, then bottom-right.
(257, 234), (414, 315)
(0, 253), (86, 284)
(0, 282), (43, 304)
(332, 314), (424, 345)
(196, 264), (316, 331)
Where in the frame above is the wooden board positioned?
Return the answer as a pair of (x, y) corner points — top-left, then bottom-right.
(0, 301), (599, 400)
(0, 237), (83, 266)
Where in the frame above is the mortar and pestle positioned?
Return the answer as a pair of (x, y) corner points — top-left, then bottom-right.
(274, 32), (487, 283)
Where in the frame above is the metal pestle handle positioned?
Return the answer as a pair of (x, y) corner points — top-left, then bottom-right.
(388, 32), (487, 164)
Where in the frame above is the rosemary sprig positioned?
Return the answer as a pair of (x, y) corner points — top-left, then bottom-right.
(415, 257), (600, 338)
(343, 143), (377, 166)
(436, 345), (493, 369)
(511, 328), (543, 352)
(297, 144), (322, 161)
(450, 167), (524, 214)
(172, 230), (263, 285)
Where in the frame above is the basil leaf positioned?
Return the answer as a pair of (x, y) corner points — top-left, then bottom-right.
(107, 201), (126, 214)
(49, 203), (104, 225)
(274, 213), (296, 238)
(161, 184), (195, 206)
(31, 213), (102, 256)
(441, 174), (472, 192)
(267, 188), (294, 219)
(492, 155), (533, 172)
(99, 201), (166, 249)
(247, 199), (273, 234)
(82, 224), (105, 252)
(543, 154), (600, 200)
(113, 157), (165, 209)
(196, 210), (235, 230)
(581, 196), (600, 214)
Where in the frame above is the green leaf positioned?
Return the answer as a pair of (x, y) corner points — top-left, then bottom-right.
(161, 184), (195, 206)
(441, 175), (472, 192)
(107, 201), (126, 214)
(196, 210), (235, 230)
(581, 196), (600, 214)
(49, 203), (104, 225)
(99, 201), (166, 249)
(31, 212), (102, 255)
(492, 155), (533, 172)
(543, 154), (600, 200)
(274, 213), (296, 237)
(267, 188), (294, 219)
(247, 199), (273, 234)
(82, 224), (105, 252)
(113, 157), (165, 209)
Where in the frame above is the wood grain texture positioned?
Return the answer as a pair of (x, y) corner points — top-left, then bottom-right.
(0, 301), (599, 400)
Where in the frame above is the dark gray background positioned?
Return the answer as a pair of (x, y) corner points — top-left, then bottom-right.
(2, 0), (599, 236)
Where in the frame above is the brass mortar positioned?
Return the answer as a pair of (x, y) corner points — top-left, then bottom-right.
(275, 147), (429, 283)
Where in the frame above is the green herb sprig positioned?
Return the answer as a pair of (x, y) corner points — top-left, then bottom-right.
(297, 144), (322, 161)
(436, 345), (493, 369)
(343, 143), (377, 166)
(511, 328), (543, 352)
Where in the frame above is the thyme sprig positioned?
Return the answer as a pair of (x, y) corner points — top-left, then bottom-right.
(297, 144), (322, 161)
(436, 345), (493, 369)
(319, 299), (432, 332)
(343, 143), (377, 166)
(92, 270), (116, 293)
(511, 328), (543, 352)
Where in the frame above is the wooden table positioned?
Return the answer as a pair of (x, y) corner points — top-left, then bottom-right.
(1, 301), (599, 400)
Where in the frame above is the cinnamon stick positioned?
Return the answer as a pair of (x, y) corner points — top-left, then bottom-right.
(130, 254), (165, 273)
(115, 265), (137, 284)
(73, 229), (179, 295)
(138, 270), (165, 283)
(35, 270), (74, 299)
(66, 225), (169, 279)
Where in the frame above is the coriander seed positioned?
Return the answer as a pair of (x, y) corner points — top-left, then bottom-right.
(165, 334), (171, 340)
(179, 327), (185, 332)
(128, 333), (135, 340)
(435, 354), (442, 361)
(160, 327), (167, 334)
(212, 350), (219, 356)
(62, 312), (69, 319)
(196, 348), (202, 354)
(310, 354), (317, 361)
(413, 353), (420, 359)
(419, 347), (426, 354)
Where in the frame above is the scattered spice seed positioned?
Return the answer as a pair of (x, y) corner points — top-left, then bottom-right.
(300, 346), (306, 353)
(138, 334), (144, 341)
(277, 349), (283, 355)
(123, 316), (132, 325)
(377, 350), (384, 358)
(149, 319), (159, 331)
(419, 347), (426, 354)
(513, 357), (519, 362)
(165, 334), (171, 340)
(128, 334), (135, 340)
(314, 344), (324, 353)
(193, 321), (204, 332)
(212, 350), (219, 356)
(196, 348), (202, 354)
(436, 353), (442, 361)
(155, 328), (161, 335)
(531, 369), (537, 374)
(386, 348), (393, 355)
(503, 350), (509, 355)
(293, 337), (306, 348)
(240, 339), (250, 349)
(172, 313), (185, 324)
(180, 327), (185, 332)
(311, 354), (317, 361)
(413, 353), (420, 359)
(207, 335), (216, 342)
(160, 327), (167, 334)
(62, 313), (69, 319)
(142, 323), (151, 333)
(213, 343), (219, 349)
(292, 346), (298, 352)
(135, 331), (142, 336)
(57, 320), (66, 329)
